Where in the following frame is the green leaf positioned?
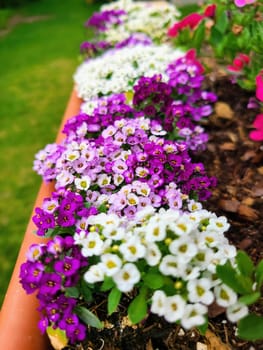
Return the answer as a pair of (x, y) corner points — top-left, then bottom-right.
(143, 272), (164, 290)
(238, 314), (263, 341)
(192, 21), (205, 53)
(197, 316), (208, 336)
(64, 287), (79, 299)
(80, 280), (93, 302)
(255, 259), (263, 287)
(100, 276), (115, 292)
(98, 203), (108, 213)
(238, 292), (261, 306)
(108, 287), (122, 315)
(128, 288), (148, 324)
(46, 326), (68, 350)
(74, 306), (103, 329)
(215, 10), (229, 34)
(216, 262), (252, 294)
(236, 250), (254, 278)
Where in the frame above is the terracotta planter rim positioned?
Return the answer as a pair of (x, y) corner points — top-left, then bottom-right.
(0, 88), (82, 350)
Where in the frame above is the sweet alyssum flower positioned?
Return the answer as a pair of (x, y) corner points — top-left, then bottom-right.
(74, 44), (184, 101)
(86, 0), (180, 45)
(19, 235), (88, 344)
(33, 117), (216, 221)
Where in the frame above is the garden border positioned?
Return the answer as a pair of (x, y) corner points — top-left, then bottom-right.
(0, 88), (82, 350)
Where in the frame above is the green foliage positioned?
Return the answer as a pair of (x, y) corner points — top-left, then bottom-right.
(128, 287), (148, 324)
(170, 0), (263, 91)
(238, 314), (263, 341)
(216, 250), (263, 340)
(74, 305), (103, 329)
(108, 287), (122, 315)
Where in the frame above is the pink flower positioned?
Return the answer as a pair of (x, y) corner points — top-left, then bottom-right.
(168, 13), (204, 37)
(256, 71), (263, 102)
(227, 53), (250, 72)
(204, 4), (217, 18)
(234, 0), (256, 7)
(249, 114), (263, 141)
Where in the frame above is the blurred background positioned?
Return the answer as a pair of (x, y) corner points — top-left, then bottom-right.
(0, 0), (101, 306)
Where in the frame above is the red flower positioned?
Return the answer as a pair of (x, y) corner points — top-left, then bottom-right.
(227, 53), (250, 72)
(256, 71), (263, 102)
(204, 4), (217, 18)
(249, 114), (263, 141)
(168, 13), (204, 37)
(168, 4), (217, 38)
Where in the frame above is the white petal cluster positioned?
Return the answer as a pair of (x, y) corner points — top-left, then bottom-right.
(100, 0), (180, 43)
(75, 205), (241, 329)
(74, 44), (184, 100)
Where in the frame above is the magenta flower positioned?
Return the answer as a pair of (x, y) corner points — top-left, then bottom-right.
(249, 114), (263, 141)
(234, 0), (256, 8)
(256, 71), (263, 102)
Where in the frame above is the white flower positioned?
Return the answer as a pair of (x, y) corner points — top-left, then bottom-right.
(145, 242), (162, 266)
(181, 303), (208, 330)
(74, 175), (91, 191)
(65, 150), (80, 162)
(159, 255), (186, 278)
(56, 170), (74, 187)
(169, 236), (197, 263)
(81, 232), (104, 257)
(163, 294), (186, 323)
(113, 263), (140, 292)
(187, 200), (203, 212)
(207, 216), (230, 233)
(168, 215), (194, 236)
(145, 217), (167, 242)
(214, 284), (238, 308)
(119, 236), (146, 262)
(103, 226), (125, 241)
(101, 253), (122, 277)
(74, 44), (184, 101)
(84, 264), (104, 283)
(187, 278), (214, 305)
(226, 302), (249, 323)
(113, 174), (124, 186)
(73, 230), (87, 245)
(151, 290), (166, 317)
(97, 174), (112, 187)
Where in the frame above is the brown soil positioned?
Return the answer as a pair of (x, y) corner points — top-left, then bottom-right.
(64, 77), (263, 350)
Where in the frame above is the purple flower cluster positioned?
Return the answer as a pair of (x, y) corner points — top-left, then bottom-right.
(19, 236), (87, 343)
(63, 93), (137, 142)
(85, 9), (126, 32)
(115, 33), (152, 49)
(80, 40), (111, 60)
(132, 52), (217, 151)
(34, 118), (216, 220)
(32, 189), (98, 236)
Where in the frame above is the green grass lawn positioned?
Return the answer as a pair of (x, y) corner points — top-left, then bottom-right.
(0, 0), (99, 306)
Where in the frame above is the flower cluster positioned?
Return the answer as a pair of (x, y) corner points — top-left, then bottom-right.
(20, 235), (88, 343)
(132, 50), (217, 150)
(85, 0), (180, 45)
(32, 189), (98, 237)
(74, 44), (184, 100)
(33, 117), (216, 220)
(20, 204), (251, 344)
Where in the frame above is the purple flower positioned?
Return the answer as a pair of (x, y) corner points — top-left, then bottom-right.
(39, 273), (62, 296)
(54, 257), (81, 277)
